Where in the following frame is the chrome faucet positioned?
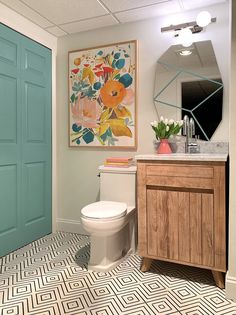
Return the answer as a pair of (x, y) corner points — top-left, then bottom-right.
(183, 115), (200, 154)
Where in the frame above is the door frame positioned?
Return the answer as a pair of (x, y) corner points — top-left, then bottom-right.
(0, 3), (57, 232)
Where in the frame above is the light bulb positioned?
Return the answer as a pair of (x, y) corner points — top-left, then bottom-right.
(178, 28), (193, 47)
(180, 50), (192, 56)
(196, 11), (212, 27)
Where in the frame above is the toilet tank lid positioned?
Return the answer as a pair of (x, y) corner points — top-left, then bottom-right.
(81, 201), (127, 220)
(99, 165), (137, 174)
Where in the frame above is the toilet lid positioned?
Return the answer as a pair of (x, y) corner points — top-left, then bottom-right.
(81, 201), (127, 220)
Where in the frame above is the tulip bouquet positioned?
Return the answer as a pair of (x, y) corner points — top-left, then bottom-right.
(150, 117), (183, 140)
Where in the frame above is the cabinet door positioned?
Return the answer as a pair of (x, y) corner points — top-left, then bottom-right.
(146, 188), (214, 268)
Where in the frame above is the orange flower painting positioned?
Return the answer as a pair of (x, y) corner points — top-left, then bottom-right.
(68, 41), (137, 148)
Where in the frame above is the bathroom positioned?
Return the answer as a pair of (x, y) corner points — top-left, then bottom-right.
(1, 0), (236, 314)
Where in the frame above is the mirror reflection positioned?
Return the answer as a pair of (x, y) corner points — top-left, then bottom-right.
(154, 40), (223, 141)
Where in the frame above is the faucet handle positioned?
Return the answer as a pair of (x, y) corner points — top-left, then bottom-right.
(189, 118), (195, 137)
(183, 115), (189, 136)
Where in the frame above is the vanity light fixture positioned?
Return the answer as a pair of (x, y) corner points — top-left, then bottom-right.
(161, 11), (216, 47)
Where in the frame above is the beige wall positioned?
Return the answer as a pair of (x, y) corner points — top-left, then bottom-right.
(57, 3), (230, 232)
(226, 0), (236, 301)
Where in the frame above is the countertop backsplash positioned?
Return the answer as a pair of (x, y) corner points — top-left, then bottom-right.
(154, 137), (229, 154)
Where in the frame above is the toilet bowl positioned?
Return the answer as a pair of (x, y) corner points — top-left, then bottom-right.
(80, 165), (137, 272)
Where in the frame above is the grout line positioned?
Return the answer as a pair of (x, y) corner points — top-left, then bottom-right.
(55, 13), (116, 28)
(96, 0), (121, 23)
(17, 0), (57, 27)
(108, 0), (171, 14)
(0, 0), (69, 36)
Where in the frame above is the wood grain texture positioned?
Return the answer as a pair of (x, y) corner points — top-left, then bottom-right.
(213, 165), (226, 271)
(190, 193), (202, 265)
(137, 160), (226, 275)
(202, 193), (214, 267)
(155, 190), (168, 258)
(146, 164), (213, 178)
(147, 189), (157, 256)
(137, 162), (147, 256)
(212, 271), (225, 289)
(146, 176), (213, 190)
(140, 257), (153, 272)
(168, 191), (179, 260)
(178, 192), (190, 262)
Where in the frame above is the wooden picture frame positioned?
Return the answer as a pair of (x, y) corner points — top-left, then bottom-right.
(68, 40), (137, 149)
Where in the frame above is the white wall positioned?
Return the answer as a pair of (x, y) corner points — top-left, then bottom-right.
(0, 3), (58, 232)
(56, 3), (230, 232)
(226, 0), (236, 302)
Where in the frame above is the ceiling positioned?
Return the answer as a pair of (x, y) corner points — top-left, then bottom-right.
(0, 0), (227, 37)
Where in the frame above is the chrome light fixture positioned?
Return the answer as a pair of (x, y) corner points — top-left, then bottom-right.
(161, 11), (216, 48)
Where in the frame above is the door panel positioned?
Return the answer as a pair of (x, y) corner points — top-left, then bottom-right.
(0, 36), (17, 65)
(0, 165), (17, 234)
(146, 187), (214, 268)
(0, 75), (17, 142)
(24, 162), (45, 224)
(25, 82), (46, 142)
(0, 23), (51, 256)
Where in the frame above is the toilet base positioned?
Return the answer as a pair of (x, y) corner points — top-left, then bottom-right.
(87, 211), (137, 272)
(88, 248), (134, 272)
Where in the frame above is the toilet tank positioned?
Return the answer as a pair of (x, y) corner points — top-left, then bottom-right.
(99, 165), (137, 207)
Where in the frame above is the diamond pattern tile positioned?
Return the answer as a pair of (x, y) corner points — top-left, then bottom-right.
(0, 231), (236, 315)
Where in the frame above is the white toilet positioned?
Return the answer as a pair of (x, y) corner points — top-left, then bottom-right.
(81, 165), (137, 272)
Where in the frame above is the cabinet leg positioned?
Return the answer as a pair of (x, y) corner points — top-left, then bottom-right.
(212, 271), (225, 289)
(141, 258), (153, 272)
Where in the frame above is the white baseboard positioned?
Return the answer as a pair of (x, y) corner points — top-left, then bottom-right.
(226, 272), (236, 302)
(56, 218), (88, 235)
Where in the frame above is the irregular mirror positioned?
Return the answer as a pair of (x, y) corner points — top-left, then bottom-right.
(154, 40), (223, 140)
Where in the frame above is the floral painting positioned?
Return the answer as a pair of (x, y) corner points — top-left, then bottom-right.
(68, 41), (137, 148)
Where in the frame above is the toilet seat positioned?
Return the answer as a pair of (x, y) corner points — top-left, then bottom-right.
(81, 201), (127, 220)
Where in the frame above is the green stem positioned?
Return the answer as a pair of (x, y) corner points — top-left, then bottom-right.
(90, 129), (105, 145)
(71, 129), (90, 142)
(71, 128), (105, 145)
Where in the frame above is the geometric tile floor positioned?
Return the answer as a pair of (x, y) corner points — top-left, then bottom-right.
(0, 232), (236, 315)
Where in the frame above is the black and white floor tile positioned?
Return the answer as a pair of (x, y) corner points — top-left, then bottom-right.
(0, 232), (236, 315)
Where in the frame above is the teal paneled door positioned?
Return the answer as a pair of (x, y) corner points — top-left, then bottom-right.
(0, 23), (52, 256)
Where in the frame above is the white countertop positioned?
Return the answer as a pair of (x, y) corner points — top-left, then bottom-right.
(135, 153), (228, 162)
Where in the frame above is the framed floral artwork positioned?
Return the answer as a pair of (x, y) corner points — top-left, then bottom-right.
(68, 40), (137, 148)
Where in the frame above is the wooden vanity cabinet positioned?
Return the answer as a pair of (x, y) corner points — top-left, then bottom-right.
(137, 160), (226, 288)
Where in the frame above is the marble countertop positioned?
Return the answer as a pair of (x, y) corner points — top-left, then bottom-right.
(135, 153), (228, 162)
